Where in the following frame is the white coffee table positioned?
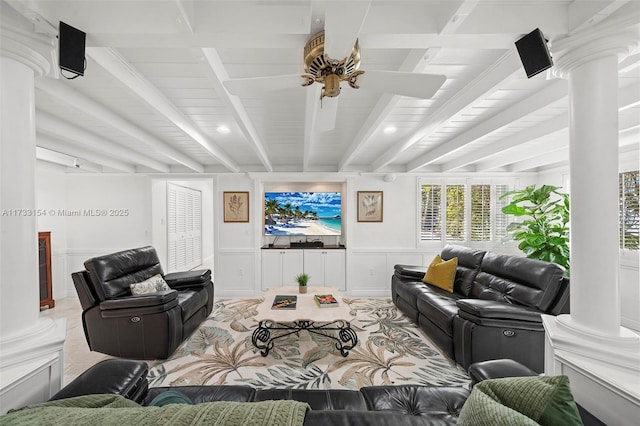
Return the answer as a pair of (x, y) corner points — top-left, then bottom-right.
(252, 286), (358, 357)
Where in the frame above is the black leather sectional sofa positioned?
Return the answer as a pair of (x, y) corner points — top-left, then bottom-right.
(392, 245), (570, 372)
(43, 358), (603, 425)
(72, 246), (214, 360)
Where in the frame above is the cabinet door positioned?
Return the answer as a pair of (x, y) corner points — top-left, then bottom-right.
(282, 250), (304, 286)
(303, 251), (325, 285)
(323, 251), (346, 290)
(261, 251), (284, 289)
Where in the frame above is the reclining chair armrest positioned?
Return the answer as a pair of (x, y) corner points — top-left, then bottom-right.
(456, 299), (543, 323)
(393, 264), (427, 281)
(98, 291), (179, 319)
(99, 290), (178, 310)
(467, 359), (538, 387)
(164, 269), (211, 289)
(49, 359), (149, 402)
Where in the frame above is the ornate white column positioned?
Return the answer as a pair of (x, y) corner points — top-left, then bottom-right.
(541, 16), (640, 425)
(0, 7), (66, 414)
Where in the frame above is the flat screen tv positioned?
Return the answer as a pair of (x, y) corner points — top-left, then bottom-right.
(264, 192), (342, 236)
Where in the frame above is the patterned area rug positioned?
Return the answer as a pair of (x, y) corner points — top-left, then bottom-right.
(147, 297), (469, 390)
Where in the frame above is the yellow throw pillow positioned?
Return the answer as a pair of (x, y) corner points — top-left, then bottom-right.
(422, 255), (458, 293)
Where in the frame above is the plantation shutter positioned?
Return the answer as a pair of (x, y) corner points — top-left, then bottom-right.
(167, 183), (203, 272)
(445, 185), (465, 241)
(420, 185), (442, 241)
(470, 185), (491, 241)
(619, 171), (639, 250)
(495, 184), (510, 241)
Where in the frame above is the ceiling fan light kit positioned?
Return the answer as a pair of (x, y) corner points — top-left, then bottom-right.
(301, 31), (364, 100)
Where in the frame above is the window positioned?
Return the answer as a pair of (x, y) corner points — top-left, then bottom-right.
(446, 185), (465, 241)
(495, 185), (510, 241)
(420, 185), (442, 240)
(471, 185), (491, 241)
(619, 171), (639, 250)
(420, 182), (511, 243)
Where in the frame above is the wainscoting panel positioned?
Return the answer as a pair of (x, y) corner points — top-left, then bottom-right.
(349, 251), (424, 296)
(214, 250), (256, 297)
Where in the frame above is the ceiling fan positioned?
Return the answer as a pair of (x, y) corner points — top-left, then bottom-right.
(222, 2), (446, 132)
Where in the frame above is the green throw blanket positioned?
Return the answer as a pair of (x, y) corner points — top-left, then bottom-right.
(457, 375), (583, 426)
(0, 394), (308, 426)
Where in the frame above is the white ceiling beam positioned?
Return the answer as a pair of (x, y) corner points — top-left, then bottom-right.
(37, 133), (136, 173)
(35, 78), (204, 172)
(443, 114), (568, 172)
(407, 79), (568, 172)
(36, 146), (103, 172)
(84, 33), (530, 50)
(472, 135), (569, 172)
(372, 50), (522, 171)
(86, 47), (240, 172)
(174, 0), (195, 33)
(36, 110), (170, 173)
(437, 0), (480, 34)
(200, 48), (272, 172)
(568, 0), (631, 33)
(35, 146), (79, 168)
(88, 33), (308, 49)
(509, 147), (569, 172)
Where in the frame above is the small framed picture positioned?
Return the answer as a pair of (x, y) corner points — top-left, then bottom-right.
(223, 192), (249, 222)
(357, 191), (383, 222)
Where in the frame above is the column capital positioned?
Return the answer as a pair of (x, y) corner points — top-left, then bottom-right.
(550, 16), (639, 79)
(0, 22), (54, 76)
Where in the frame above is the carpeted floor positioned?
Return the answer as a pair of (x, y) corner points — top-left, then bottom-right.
(147, 297), (470, 390)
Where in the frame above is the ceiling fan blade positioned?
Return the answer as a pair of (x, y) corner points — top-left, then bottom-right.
(356, 71), (447, 99)
(315, 96), (339, 133)
(324, 1), (371, 59)
(223, 74), (304, 97)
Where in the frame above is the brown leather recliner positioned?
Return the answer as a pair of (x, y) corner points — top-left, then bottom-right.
(71, 246), (214, 360)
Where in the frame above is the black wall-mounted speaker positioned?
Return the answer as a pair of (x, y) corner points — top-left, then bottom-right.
(58, 21), (86, 76)
(515, 28), (553, 78)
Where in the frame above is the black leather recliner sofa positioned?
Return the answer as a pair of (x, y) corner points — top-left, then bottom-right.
(45, 358), (603, 425)
(71, 246), (214, 360)
(392, 245), (570, 373)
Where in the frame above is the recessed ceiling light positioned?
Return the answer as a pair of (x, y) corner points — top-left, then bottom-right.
(216, 125), (230, 134)
(383, 126), (397, 134)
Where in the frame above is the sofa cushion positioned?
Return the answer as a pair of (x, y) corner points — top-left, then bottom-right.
(256, 389), (367, 411)
(441, 245), (485, 296)
(422, 255), (458, 293)
(360, 385), (469, 420)
(177, 289), (208, 321)
(457, 375), (583, 426)
(415, 287), (462, 336)
(471, 252), (564, 311)
(84, 246), (164, 300)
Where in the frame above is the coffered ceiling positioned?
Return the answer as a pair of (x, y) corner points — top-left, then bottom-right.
(4, 0), (640, 175)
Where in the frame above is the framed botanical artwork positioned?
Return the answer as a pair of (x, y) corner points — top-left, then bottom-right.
(223, 191), (249, 222)
(357, 191), (383, 222)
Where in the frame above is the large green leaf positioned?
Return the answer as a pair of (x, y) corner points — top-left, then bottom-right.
(502, 204), (528, 216)
(524, 234), (546, 247)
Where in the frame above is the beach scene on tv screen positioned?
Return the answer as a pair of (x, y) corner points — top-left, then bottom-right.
(264, 192), (342, 236)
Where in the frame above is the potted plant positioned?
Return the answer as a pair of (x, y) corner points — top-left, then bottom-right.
(295, 273), (310, 293)
(501, 184), (570, 275)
